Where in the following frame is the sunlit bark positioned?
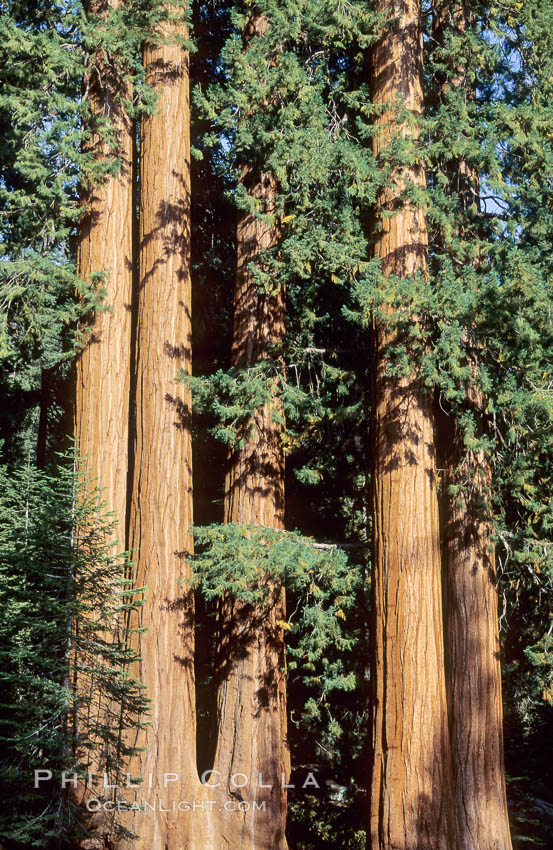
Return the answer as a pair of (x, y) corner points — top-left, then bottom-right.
(125, 14), (214, 848)
(73, 1), (133, 844)
(369, 2), (460, 847)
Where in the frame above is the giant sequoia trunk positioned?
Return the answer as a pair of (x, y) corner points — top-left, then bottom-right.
(75, 0), (132, 572)
(73, 0), (133, 842)
(125, 17), (214, 850)
(212, 162), (289, 849)
(432, 7), (513, 848)
(440, 388), (513, 850)
(368, 2), (459, 848)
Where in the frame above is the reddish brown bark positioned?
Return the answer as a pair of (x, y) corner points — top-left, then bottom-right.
(432, 8), (512, 847)
(440, 389), (512, 850)
(208, 14), (289, 849)
(75, 0), (133, 566)
(211, 165), (289, 848)
(73, 1), (133, 844)
(124, 17), (215, 850)
(369, 2), (459, 848)
(429, 7), (513, 846)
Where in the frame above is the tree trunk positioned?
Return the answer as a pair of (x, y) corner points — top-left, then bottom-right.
(75, 0), (132, 565)
(368, 2), (459, 848)
(432, 7), (513, 848)
(125, 16), (215, 850)
(440, 388), (512, 850)
(73, 0), (133, 843)
(212, 162), (289, 849)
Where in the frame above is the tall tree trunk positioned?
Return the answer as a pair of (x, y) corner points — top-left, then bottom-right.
(368, 2), (459, 848)
(433, 6), (513, 848)
(75, 0), (132, 565)
(440, 388), (513, 850)
(212, 162), (289, 847)
(125, 14), (214, 850)
(73, 0), (133, 844)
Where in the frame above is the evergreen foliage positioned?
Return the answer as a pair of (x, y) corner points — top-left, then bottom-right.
(193, 523), (358, 726)
(0, 0), (85, 462)
(0, 456), (147, 849)
(422, 7), (553, 840)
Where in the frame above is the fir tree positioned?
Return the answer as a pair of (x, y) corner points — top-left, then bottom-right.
(0, 0), (85, 464)
(0, 458), (146, 850)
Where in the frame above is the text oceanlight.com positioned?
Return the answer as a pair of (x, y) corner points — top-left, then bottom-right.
(86, 800), (268, 814)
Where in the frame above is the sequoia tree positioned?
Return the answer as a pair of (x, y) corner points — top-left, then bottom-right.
(125, 7), (214, 848)
(368, 1), (459, 847)
(440, 385), (513, 850)
(211, 13), (290, 848)
(75, 0), (133, 562)
(431, 5), (513, 849)
(73, 0), (133, 839)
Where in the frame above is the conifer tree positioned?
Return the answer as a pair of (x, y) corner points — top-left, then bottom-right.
(5, 2), (553, 848)
(0, 0), (85, 464)
(73, 0), (134, 842)
(211, 14), (289, 848)
(75, 0), (133, 563)
(189, 5), (378, 845)
(430, 5), (512, 848)
(368, 1), (459, 846)
(126, 5), (215, 848)
(0, 459), (146, 849)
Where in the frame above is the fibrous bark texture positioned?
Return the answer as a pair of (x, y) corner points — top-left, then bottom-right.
(73, 1), (133, 843)
(75, 0), (132, 565)
(441, 388), (513, 850)
(212, 165), (289, 850)
(369, 2), (459, 848)
(125, 18), (214, 849)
